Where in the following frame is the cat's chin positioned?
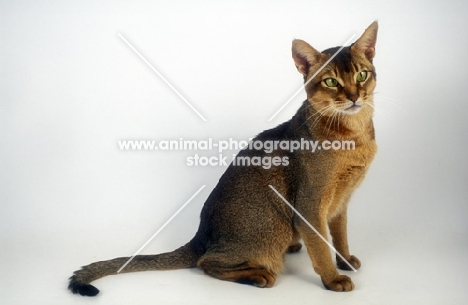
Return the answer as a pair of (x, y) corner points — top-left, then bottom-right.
(338, 105), (362, 115)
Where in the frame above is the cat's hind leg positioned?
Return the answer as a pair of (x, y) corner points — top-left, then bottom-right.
(197, 256), (278, 288)
(286, 228), (303, 253)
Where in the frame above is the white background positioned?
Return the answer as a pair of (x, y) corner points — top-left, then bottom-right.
(1, 0), (467, 304)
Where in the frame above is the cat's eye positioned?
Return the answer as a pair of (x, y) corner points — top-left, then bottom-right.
(324, 78), (339, 87)
(357, 71), (368, 82)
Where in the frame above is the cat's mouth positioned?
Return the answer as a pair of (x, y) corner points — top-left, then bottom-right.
(341, 104), (362, 114)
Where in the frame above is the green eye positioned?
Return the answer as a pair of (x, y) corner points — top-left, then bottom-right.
(324, 78), (339, 87)
(357, 71), (368, 82)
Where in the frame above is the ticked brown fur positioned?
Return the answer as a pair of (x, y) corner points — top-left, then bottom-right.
(69, 22), (378, 296)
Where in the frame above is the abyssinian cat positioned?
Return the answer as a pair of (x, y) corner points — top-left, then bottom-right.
(69, 21), (378, 295)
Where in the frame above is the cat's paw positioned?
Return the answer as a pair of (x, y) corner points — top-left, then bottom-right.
(337, 255), (361, 271)
(321, 274), (355, 292)
(236, 270), (276, 288)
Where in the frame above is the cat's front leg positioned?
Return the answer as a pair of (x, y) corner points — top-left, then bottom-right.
(329, 209), (361, 271)
(295, 209), (355, 292)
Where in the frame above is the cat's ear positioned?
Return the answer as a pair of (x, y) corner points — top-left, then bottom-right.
(352, 21), (378, 61)
(292, 39), (321, 77)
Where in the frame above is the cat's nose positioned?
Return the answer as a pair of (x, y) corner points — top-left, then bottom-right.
(348, 94), (359, 102)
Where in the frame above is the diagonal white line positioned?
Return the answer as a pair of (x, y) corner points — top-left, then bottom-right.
(268, 34), (357, 122)
(117, 185), (206, 273)
(268, 185), (357, 272)
(118, 33), (207, 122)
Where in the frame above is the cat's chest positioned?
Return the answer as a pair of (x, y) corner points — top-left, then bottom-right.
(337, 141), (376, 168)
(320, 141), (376, 218)
(331, 140), (376, 188)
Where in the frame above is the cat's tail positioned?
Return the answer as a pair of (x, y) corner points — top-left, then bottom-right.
(68, 241), (201, 296)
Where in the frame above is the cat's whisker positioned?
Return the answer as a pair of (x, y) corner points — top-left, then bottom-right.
(300, 114), (317, 130)
(366, 102), (391, 120)
(317, 105), (334, 118)
(337, 111), (344, 131)
(309, 109), (327, 130)
(296, 99), (344, 133)
(367, 103), (374, 114)
(324, 107), (340, 139)
(372, 92), (399, 101)
(299, 103), (335, 132)
(330, 112), (337, 136)
(371, 92), (408, 116)
(324, 113), (333, 138)
(296, 104), (323, 131)
(310, 113), (328, 131)
(328, 111), (337, 138)
(333, 110), (341, 135)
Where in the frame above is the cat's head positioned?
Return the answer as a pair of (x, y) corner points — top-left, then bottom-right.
(292, 21), (378, 125)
